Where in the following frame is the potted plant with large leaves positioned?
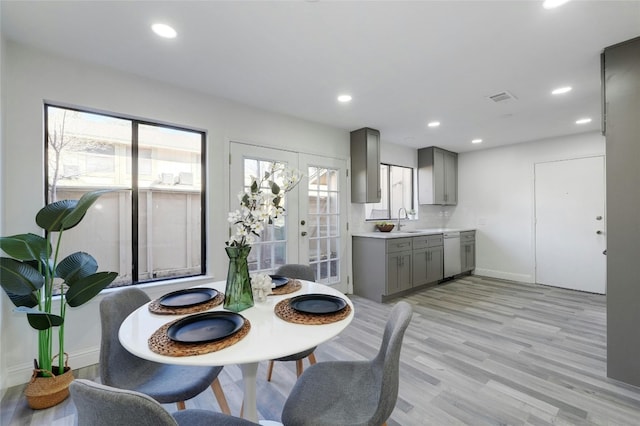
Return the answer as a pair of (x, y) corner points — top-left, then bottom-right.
(0, 190), (117, 409)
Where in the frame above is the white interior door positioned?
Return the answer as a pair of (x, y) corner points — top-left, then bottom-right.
(230, 143), (348, 291)
(535, 156), (606, 294)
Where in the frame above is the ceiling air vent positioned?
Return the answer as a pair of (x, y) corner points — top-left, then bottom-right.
(487, 91), (517, 103)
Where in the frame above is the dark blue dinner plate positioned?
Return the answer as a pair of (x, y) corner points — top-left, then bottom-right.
(166, 311), (244, 344)
(289, 294), (347, 314)
(159, 287), (218, 308)
(269, 275), (289, 288)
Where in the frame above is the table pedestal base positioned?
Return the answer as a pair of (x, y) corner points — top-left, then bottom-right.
(240, 363), (259, 421)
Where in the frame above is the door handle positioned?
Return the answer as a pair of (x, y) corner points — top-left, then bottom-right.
(596, 230), (603, 235)
(301, 231), (307, 236)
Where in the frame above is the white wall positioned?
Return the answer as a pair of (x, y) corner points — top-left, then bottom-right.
(1, 40), (350, 388)
(449, 131), (605, 282)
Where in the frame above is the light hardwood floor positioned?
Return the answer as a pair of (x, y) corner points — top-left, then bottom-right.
(3, 275), (640, 425)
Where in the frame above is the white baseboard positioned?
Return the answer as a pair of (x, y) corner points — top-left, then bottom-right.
(473, 268), (533, 283)
(5, 347), (100, 388)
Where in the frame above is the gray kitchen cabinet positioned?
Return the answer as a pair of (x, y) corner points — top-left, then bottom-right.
(461, 230), (476, 273)
(418, 146), (458, 205)
(350, 127), (381, 203)
(413, 234), (444, 286)
(352, 236), (412, 302)
(387, 249), (413, 294)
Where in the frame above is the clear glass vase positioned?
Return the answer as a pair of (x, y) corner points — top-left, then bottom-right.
(223, 245), (254, 312)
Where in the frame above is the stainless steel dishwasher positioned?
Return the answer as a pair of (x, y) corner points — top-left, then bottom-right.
(443, 231), (461, 278)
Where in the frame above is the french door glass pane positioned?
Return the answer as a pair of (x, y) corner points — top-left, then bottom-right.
(241, 158), (289, 273)
(308, 166), (340, 284)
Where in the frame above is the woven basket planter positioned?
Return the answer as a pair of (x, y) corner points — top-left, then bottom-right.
(24, 354), (74, 410)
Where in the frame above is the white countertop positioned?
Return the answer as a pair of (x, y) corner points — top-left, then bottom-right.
(352, 227), (475, 239)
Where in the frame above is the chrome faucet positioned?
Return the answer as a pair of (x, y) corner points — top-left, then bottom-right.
(397, 207), (408, 231)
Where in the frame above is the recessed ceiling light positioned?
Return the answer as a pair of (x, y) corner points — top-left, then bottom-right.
(471, 139), (483, 144)
(543, 0), (570, 9)
(337, 94), (352, 103)
(576, 118), (592, 125)
(427, 121), (440, 128)
(152, 23), (177, 39)
(552, 86), (572, 95)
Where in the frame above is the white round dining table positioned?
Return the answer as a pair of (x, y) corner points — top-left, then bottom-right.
(119, 280), (354, 423)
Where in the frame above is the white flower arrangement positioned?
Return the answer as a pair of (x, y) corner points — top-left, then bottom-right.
(250, 272), (274, 302)
(227, 163), (302, 248)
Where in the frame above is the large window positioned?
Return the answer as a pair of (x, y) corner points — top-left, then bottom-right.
(45, 105), (205, 289)
(365, 163), (414, 220)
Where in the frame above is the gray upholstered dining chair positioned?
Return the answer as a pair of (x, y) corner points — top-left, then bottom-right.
(99, 287), (230, 413)
(70, 379), (257, 426)
(267, 264), (318, 381)
(280, 301), (413, 426)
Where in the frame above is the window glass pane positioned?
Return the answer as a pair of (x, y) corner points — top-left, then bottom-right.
(137, 124), (202, 282)
(365, 164), (389, 219)
(389, 165), (413, 219)
(46, 107), (132, 291)
(365, 164), (413, 220)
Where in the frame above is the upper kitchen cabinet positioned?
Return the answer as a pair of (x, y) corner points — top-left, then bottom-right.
(418, 146), (457, 205)
(351, 127), (381, 203)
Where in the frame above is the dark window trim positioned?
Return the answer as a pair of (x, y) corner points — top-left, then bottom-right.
(43, 102), (207, 285)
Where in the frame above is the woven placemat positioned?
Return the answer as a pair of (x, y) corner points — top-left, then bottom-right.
(274, 298), (352, 325)
(271, 279), (302, 296)
(148, 292), (224, 315)
(148, 316), (251, 357)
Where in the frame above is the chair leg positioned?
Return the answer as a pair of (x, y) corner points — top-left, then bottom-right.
(240, 401), (244, 417)
(308, 352), (317, 365)
(267, 360), (275, 381)
(176, 401), (186, 410)
(211, 378), (231, 415)
(295, 359), (304, 377)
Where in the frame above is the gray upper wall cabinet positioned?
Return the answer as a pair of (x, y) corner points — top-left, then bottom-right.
(604, 36), (640, 387)
(418, 146), (458, 205)
(350, 127), (381, 203)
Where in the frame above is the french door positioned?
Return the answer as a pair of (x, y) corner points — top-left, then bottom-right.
(229, 143), (348, 291)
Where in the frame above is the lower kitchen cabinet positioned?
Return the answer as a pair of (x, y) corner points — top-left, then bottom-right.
(461, 230), (476, 273)
(353, 234), (444, 302)
(413, 234), (444, 287)
(387, 250), (412, 294)
(353, 236), (413, 302)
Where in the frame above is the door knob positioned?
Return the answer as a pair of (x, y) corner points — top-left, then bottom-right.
(603, 250), (607, 255)
(300, 220), (306, 226)
(301, 231), (307, 236)
(596, 230), (603, 235)
(596, 216), (603, 220)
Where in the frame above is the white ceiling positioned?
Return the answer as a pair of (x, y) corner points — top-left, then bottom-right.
(2, 1), (639, 152)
